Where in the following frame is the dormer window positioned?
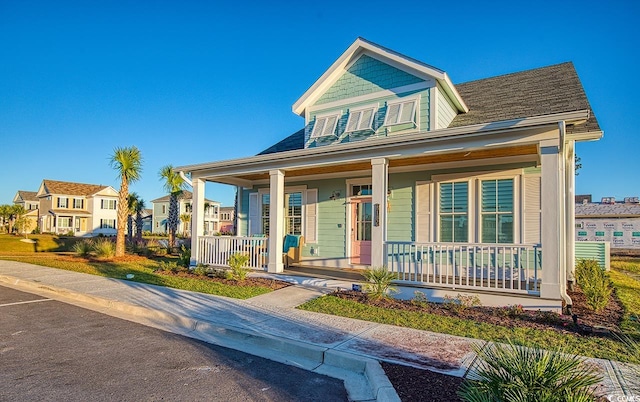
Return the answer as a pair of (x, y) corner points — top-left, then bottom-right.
(384, 98), (418, 126)
(310, 113), (340, 139)
(345, 106), (376, 132)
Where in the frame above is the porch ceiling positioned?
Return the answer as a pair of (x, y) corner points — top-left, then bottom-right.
(235, 144), (538, 181)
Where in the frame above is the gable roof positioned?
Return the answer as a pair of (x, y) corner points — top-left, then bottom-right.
(259, 61), (600, 155)
(576, 202), (640, 218)
(151, 190), (217, 204)
(293, 37), (468, 117)
(14, 190), (39, 202)
(38, 180), (111, 197)
(449, 62), (599, 134)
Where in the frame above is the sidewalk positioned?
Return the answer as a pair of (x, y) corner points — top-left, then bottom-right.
(0, 260), (636, 401)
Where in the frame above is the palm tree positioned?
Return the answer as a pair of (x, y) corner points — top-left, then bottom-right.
(9, 205), (26, 235)
(180, 213), (191, 237)
(0, 204), (12, 233)
(110, 146), (143, 257)
(134, 197), (146, 244)
(159, 165), (184, 249)
(127, 193), (139, 241)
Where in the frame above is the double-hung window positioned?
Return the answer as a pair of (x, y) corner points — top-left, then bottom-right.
(101, 199), (116, 210)
(481, 179), (514, 243)
(345, 106), (376, 132)
(100, 219), (116, 229)
(439, 182), (468, 242)
(310, 113), (340, 139)
(285, 192), (302, 235)
(384, 98), (417, 126)
(73, 198), (84, 209)
(57, 197), (68, 208)
(261, 194), (270, 235)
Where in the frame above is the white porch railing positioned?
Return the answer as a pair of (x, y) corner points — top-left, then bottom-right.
(198, 236), (268, 270)
(385, 242), (541, 294)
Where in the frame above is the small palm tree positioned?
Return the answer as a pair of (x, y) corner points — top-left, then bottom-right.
(9, 205), (26, 235)
(127, 193), (139, 241)
(159, 165), (184, 249)
(110, 146), (143, 257)
(180, 213), (191, 237)
(134, 197), (146, 244)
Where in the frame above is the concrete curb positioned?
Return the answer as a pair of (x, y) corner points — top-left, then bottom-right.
(0, 274), (400, 402)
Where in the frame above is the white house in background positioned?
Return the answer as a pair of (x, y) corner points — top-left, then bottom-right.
(151, 190), (220, 236)
(36, 179), (119, 236)
(12, 190), (40, 233)
(219, 206), (235, 234)
(176, 38), (603, 311)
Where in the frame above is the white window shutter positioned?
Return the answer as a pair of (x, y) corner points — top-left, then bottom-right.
(304, 189), (318, 243)
(248, 193), (260, 236)
(415, 181), (431, 243)
(523, 175), (541, 244)
(346, 110), (361, 132)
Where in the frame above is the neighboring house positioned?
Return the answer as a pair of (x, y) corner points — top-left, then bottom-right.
(177, 38), (602, 310)
(140, 208), (153, 233)
(151, 190), (220, 236)
(219, 206), (235, 234)
(576, 196), (640, 249)
(13, 190), (40, 233)
(37, 179), (119, 236)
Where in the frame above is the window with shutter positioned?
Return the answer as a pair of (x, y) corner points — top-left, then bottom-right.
(384, 99), (417, 126)
(415, 182), (432, 243)
(248, 193), (260, 236)
(304, 189), (318, 243)
(481, 179), (514, 243)
(439, 182), (468, 242)
(345, 106), (376, 132)
(310, 113), (340, 138)
(523, 175), (541, 244)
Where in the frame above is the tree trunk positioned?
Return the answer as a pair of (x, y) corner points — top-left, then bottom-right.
(168, 194), (178, 249)
(135, 212), (143, 243)
(116, 178), (128, 257)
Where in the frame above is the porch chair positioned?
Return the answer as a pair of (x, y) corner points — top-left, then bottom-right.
(283, 234), (304, 269)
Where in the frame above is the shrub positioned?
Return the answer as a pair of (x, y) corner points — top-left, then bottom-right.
(575, 259), (612, 312)
(497, 304), (525, 318)
(361, 267), (397, 299)
(192, 265), (210, 277)
(443, 294), (482, 313)
(92, 238), (115, 259)
(73, 239), (94, 257)
(177, 245), (191, 268)
(156, 261), (183, 273)
(459, 340), (602, 402)
(227, 253), (251, 281)
(412, 291), (428, 304)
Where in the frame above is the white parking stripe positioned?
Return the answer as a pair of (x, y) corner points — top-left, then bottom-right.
(0, 299), (53, 307)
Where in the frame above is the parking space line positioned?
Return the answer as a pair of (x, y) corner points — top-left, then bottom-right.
(0, 299), (53, 307)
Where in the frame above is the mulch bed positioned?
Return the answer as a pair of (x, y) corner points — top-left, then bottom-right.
(330, 287), (624, 336)
(159, 270), (292, 290)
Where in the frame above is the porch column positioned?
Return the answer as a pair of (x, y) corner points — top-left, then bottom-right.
(267, 170), (285, 273)
(540, 138), (563, 299)
(565, 140), (576, 282)
(190, 176), (205, 266)
(235, 186), (243, 236)
(371, 158), (388, 267)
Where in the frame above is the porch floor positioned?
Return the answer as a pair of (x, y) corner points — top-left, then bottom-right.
(284, 265), (365, 282)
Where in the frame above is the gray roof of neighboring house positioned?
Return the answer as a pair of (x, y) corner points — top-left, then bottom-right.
(575, 203), (640, 218)
(151, 190), (216, 204)
(258, 62), (599, 155)
(16, 191), (39, 202)
(41, 180), (109, 197)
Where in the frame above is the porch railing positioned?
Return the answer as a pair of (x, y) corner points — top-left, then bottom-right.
(198, 236), (268, 270)
(385, 242), (541, 294)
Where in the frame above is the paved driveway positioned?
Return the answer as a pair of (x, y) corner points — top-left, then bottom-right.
(0, 285), (347, 401)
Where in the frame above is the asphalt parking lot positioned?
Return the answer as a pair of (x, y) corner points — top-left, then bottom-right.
(0, 285), (347, 401)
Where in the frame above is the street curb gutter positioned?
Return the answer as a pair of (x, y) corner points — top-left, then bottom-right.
(0, 275), (400, 402)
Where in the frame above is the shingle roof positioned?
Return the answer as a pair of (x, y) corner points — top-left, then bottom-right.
(449, 62), (599, 134)
(575, 203), (640, 218)
(41, 180), (109, 197)
(151, 190), (216, 204)
(258, 62), (600, 155)
(17, 191), (39, 202)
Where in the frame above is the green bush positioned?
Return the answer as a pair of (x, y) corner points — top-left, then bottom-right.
(178, 245), (191, 268)
(443, 294), (482, 313)
(192, 265), (209, 277)
(155, 261), (183, 273)
(73, 239), (94, 257)
(575, 259), (612, 312)
(459, 340), (602, 402)
(92, 238), (115, 259)
(361, 267), (397, 299)
(227, 253), (251, 281)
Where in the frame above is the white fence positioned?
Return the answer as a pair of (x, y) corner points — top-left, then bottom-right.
(198, 236), (268, 270)
(385, 242), (541, 294)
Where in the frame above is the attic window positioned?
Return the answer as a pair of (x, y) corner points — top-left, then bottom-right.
(384, 98), (417, 126)
(345, 106), (376, 132)
(310, 113), (340, 138)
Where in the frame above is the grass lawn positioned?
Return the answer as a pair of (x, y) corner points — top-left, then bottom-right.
(0, 238), (274, 299)
(298, 257), (640, 364)
(0, 233), (81, 253)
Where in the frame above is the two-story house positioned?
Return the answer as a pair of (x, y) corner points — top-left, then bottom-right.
(219, 206), (235, 234)
(151, 190), (220, 236)
(176, 38), (602, 310)
(37, 179), (119, 236)
(12, 190), (40, 233)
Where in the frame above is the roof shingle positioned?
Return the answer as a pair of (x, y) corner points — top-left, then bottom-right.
(41, 180), (109, 197)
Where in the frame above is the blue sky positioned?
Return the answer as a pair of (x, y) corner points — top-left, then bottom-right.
(1, 0), (638, 207)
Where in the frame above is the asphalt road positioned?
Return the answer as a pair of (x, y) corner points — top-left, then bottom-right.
(0, 285), (347, 401)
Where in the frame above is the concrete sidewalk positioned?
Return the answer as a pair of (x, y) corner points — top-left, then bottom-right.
(0, 260), (636, 401)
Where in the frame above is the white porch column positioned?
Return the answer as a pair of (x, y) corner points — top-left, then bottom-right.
(371, 158), (388, 267)
(565, 140), (576, 282)
(540, 138), (563, 299)
(190, 176), (205, 266)
(267, 170), (285, 273)
(235, 186), (243, 236)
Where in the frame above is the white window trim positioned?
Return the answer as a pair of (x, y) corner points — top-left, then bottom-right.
(58, 197), (68, 208)
(476, 176), (520, 244)
(256, 186), (309, 236)
(384, 95), (419, 127)
(310, 112), (341, 139)
(346, 178), (372, 200)
(435, 179), (473, 243)
(345, 104), (378, 133)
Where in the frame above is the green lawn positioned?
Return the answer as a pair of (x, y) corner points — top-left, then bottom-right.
(0, 253), (273, 299)
(298, 257), (640, 364)
(0, 233), (81, 253)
